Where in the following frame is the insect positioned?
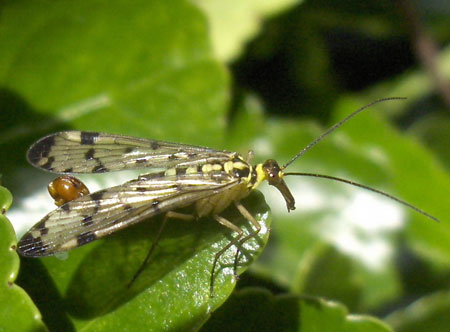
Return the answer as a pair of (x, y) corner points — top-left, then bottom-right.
(48, 175), (90, 206)
(17, 98), (438, 296)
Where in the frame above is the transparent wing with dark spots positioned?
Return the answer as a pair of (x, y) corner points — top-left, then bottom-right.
(27, 131), (235, 174)
(17, 172), (239, 257)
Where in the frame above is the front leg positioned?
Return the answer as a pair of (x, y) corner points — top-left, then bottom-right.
(232, 201), (262, 278)
(210, 214), (244, 297)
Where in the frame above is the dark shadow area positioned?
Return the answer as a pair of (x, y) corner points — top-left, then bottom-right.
(235, 271), (287, 295)
(230, 4), (338, 120)
(16, 258), (76, 332)
(397, 244), (450, 299)
(230, 1), (415, 121)
(394, 94), (442, 129)
(325, 31), (414, 90)
(374, 242), (450, 317)
(0, 88), (73, 193)
(200, 288), (301, 331)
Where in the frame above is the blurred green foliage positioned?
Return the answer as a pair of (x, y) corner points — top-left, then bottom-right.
(0, 0), (449, 331)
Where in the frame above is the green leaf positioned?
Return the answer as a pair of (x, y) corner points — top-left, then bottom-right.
(0, 0), (228, 149)
(201, 288), (393, 332)
(0, 185), (12, 212)
(408, 113), (450, 171)
(0, 186), (47, 332)
(386, 290), (450, 332)
(293, 245), (364, 312)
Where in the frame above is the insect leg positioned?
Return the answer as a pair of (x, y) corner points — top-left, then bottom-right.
(232, 201), (262, 278)
(210, 215), (244, 297)
(127, 211), (195, 289)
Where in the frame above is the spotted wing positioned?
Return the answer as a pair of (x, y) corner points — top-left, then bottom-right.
(18, 171), (240, 257)
(27, 131), (235, 173)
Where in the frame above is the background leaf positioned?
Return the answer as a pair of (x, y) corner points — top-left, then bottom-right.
(0, 186), (47, 332)
(201, 288), (394, 332)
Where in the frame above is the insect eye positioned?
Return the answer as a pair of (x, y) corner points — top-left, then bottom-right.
(262, 159), (282, 184)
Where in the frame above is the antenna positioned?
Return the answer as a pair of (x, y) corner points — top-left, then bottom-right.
(282, 97), (407, 169)
(284, 172), (440, 223)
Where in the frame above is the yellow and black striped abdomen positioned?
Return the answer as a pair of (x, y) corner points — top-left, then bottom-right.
(143, 156), (255, 218)
(194, 158), (254, 216)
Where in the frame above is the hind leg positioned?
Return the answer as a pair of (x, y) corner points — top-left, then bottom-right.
(127, 211), (195, 288)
